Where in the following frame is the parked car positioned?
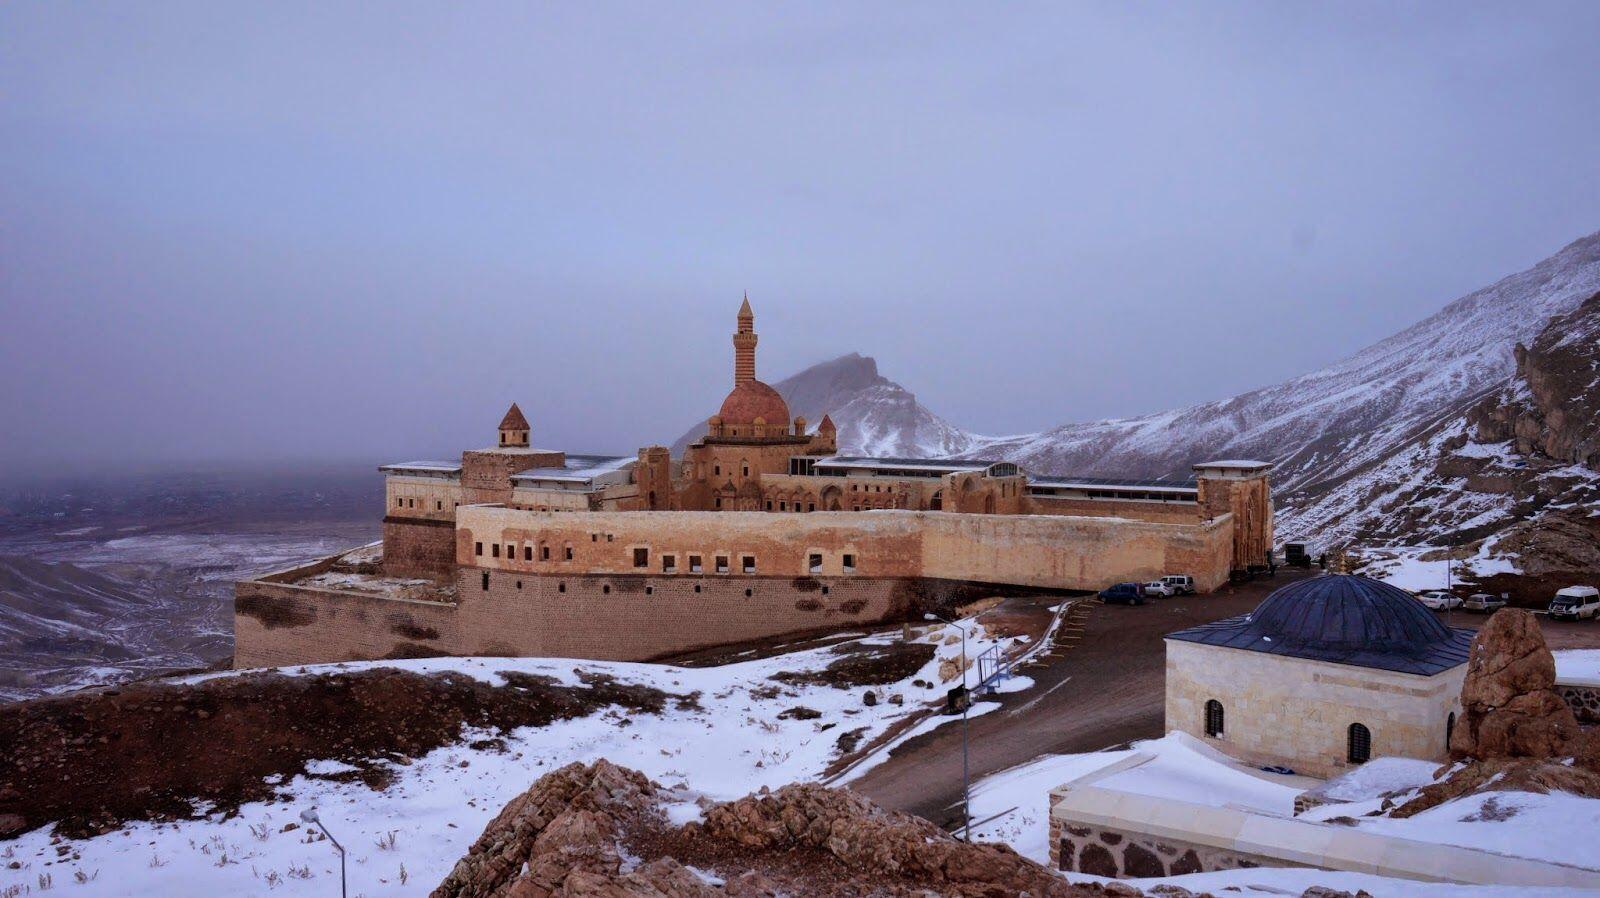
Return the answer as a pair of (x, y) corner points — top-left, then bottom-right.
(1415, 590), (1462, 611)
(1099, 582), (1147, 605)
(1463, 593), (1507, 613)
(1161, 575), (1197, 595)
(1143, 581), (1176, 598)
(1549, 585), (1600, 621)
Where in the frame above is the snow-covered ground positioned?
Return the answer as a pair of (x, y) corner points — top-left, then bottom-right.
(0, 622), (1026, 897)
(1555, 649), (1600, 685)
(1360, 537), (1521, 593)
(967, 733), (1600, 897)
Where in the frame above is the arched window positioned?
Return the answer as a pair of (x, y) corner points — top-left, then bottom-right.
(1446, 712), (1456, 752)
(1348, 723), (1372, 764)
(1204, 700), (1225, 737)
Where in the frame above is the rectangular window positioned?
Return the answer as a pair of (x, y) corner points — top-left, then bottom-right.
(715, 555), (729, 573)
(689, 554), (702, 573)
(505, 544), (513, 559)
(524, 545), (532, 561)
(779, 501), (788, 511)
(396, 497), (403, 507)
(662, 554), (676, 572)
(436, 500), (443, 510)
(843, 554), (856, 572)
(808, 553), (822, 573)
(481, 572), (489, 590)
(714, 465), (721, 476)
(541, 545), (551, 560)
(492, 544), (500, 558)
(714, 497), (723, 509)
(474, 542), (482, 556)
(633, 547), (648, 568)
(765, 500), (773, 511)
(564, 545), (573, 560)
(742, 555), (756, 573)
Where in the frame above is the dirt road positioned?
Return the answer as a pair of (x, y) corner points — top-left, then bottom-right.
(847, 569), (1314, 827)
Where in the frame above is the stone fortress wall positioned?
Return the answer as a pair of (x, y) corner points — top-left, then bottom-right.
(235, 507), (1231, 668)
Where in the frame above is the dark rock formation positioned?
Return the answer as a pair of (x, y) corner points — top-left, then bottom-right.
(1469, 290), (1600, 472)
(434, 759), (1116, 897)
(1450, 609), (1584, 761)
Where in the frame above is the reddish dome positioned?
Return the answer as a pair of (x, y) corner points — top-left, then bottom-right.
(717, 379), (791, 426)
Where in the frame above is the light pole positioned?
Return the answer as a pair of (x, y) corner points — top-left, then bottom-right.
(300, 808), (346, 898)
(925, 611), (971, 842)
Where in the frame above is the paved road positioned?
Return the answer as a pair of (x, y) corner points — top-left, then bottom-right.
(848, 570), (1316, 828)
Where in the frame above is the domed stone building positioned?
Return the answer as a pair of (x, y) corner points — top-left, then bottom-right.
(1165, 574), (1473, 776)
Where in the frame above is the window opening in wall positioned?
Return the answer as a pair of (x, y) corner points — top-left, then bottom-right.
(715, 497), (723, 509)
(481, 572), (489, 590)
(821, 586), (830, 596)
(524, 546), (532, 561)
(633, 548), (649, 568)
(516, 580), (522, 590)
(607, 534), (614, 542)
(603, 584), (611, 595)
(715, 556), (729, 573)
(475, 542), (483, 556)
(437, 501), (443, 510)
(714, 465), (721, 476)
(1204, 700), (1224, 737)
(592, 533), (598, 541)
(396, 497), (403, 507)
(779, 501), (787, 511)
(689, 555), (702, 573)
(842, 554), (856, 572)
(541, 545), (550, 560)
(694, 584), (701, 593)
(662, 555), (676, 572)
(645, 586), (654, 595)
(505, 544), (513, 558)
(565, 545), (573, 560)
(1348, 723), (1372, 764)
(809, 553), (823, 573)
(808, 503), (815, 512)
(1446, 712), (1456, 752)
(492, 544), (500, 558)
(558, 582), (566, 593)
(744, 588), (753, 597)
(742, 555), (756, 573)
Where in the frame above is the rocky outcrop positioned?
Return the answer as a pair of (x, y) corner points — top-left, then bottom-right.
(1450, 609), (1585, 762)
(1470, 290), (1600, 472)
(434, 760), (1114, 898)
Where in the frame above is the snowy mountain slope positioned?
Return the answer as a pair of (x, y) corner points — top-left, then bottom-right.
(669, 353), (983, 458)
(966, 231), (1600, 505)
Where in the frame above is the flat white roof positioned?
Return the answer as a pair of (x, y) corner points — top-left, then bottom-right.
(379, 461), (462, 474)
(511, 454), (635, 484)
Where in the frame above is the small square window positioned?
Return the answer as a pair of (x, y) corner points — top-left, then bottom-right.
(633, 548), (649, 568)
(645, 585), (654, 595)
(558, 582), (566, 593)
(715, 556), (729, 573)
(742, 555), (756, 573)
(843, 554), (856, 572)
(603, 584), (611, 595)
(808, 553), (823, 573)
(689, 555), (702, 573)
(821, 586), (830, 596)
(662, 555), (676, 572)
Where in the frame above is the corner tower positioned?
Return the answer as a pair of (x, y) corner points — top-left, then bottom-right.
(733, 293), (757, 386)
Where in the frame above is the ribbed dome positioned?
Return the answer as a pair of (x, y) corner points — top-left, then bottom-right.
(717, 379), (791, 426)
(1245, 575), (1451, 652)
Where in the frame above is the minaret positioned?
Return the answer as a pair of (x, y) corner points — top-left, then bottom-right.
(733, 293), (757, 386)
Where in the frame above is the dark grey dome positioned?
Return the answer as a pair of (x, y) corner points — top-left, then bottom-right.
(1166, 574), (1473, 675)
(1246, 575), (1452, 652)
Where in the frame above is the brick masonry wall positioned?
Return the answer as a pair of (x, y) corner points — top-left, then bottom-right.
(456, 507), (1236, 593)
(382, 517), (457, 580)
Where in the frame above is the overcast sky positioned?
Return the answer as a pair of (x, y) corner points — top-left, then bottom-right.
(3, 2), (1598, 473)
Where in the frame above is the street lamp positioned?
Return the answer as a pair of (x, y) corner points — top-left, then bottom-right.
(925, 611), (971, 842)
(300, 808), (346, 898)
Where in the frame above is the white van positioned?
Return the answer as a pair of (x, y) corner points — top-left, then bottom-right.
(1549, 586), (1600, 621)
